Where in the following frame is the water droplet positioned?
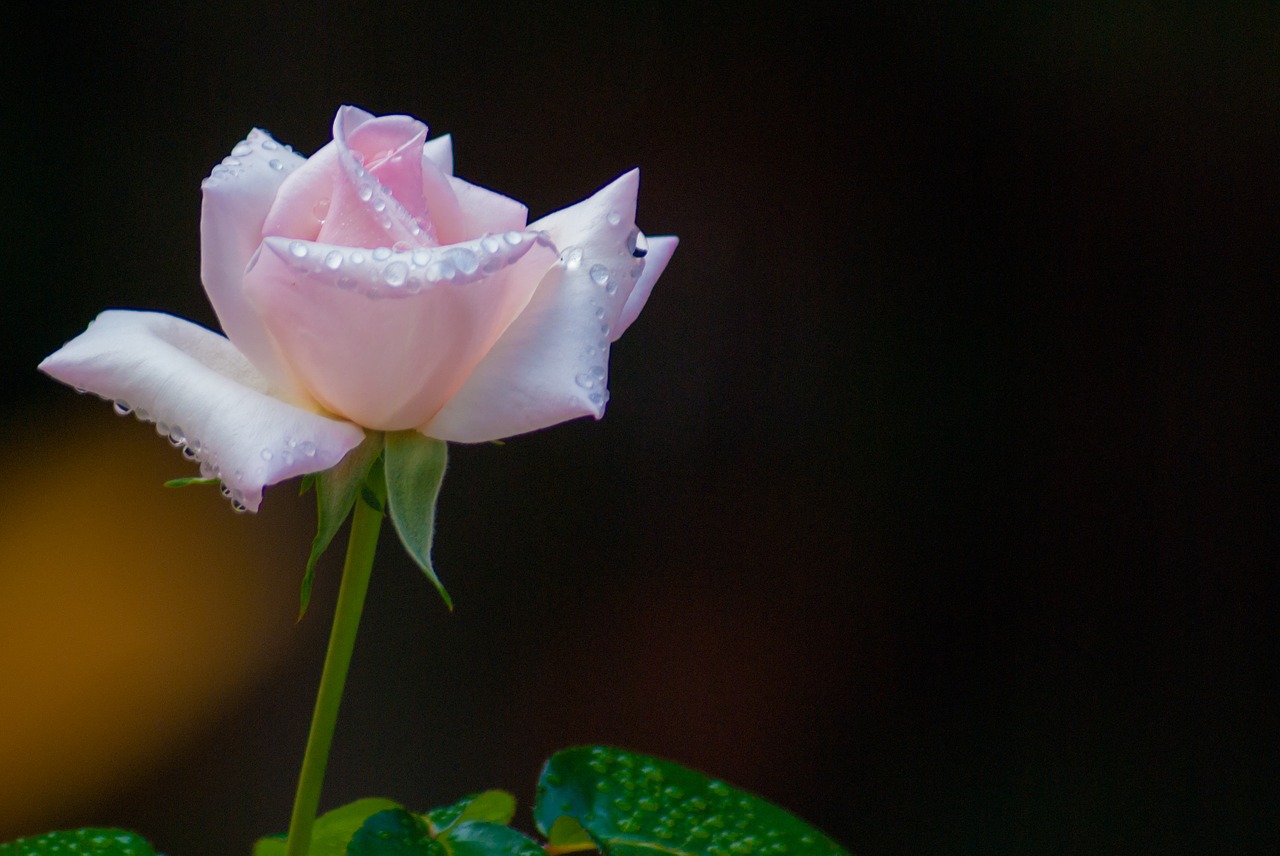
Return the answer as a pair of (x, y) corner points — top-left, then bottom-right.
(589, 391), (604, 406)
(350, 251), (366, 265)
(589, 263), (610, 287)
(323, 250), (344, 270)
(481, 235), (501, 254)
(155, 421), (170, 437)
(503, 230), (524, 246)
(231, 141), (253, 157)
(628, 228), (649, 257)
(260, 448), (273, 461)
(261, 139), (279, 151)
(372, 198), (386, 212)
(168, 426), (185, 446)
(392, 240), (411, 253)
(182, 446), (198, 460)
(426, 259), (456, 281)
(411, 249), (432, 267)
(590, 365), (605, 379)
(312, 197), (330, 221)
(232, 501), (248, 514)
(383, 261), (409, 287)
(280, 449), (294, 465)
(112, 400), (132, 416)
(268, 159), (283, 171)
(358, 184), (374, 202)
(562, 246), (584, 270)
(575, 373), (596, 389)
(446, 247), (479, 275)
(605, 280), (618, 295)
(288, 240), (308, 259)
(372, 246), (392, 261)
(299, 440), (316, 457)
(607, 210), (622, 226)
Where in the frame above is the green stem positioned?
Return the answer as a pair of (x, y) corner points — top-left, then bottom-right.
(286, 489), (385, 856)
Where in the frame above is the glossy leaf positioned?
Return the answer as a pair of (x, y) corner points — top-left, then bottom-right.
(0, 829), (156, 855)
(437, 821), (544, 856)
(383, 431), (451, 608)
(345, 809), (437, 855)
(300, 432), (383, 618)
(253, 797), (403, 856)
(425, 790), (517, 834)
(534, 747), (851, 856)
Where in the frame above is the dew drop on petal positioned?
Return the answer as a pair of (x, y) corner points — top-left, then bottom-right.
(268, 159), (284, 171)
(481, 235), (501, 254)
(350, 251), (366, 265)
(261, 139), (279, 151)
(324, 250), (344, 270)
(628, 227), (649, 258)
(503, 230), (524, 246)
(372, 246), (392, 261)
(562, 247), (584, 270)
(288, 240), (308, 259)
(607, 210), (622, 226)
(412, 249), (432, 267)
(312, 197), (330, 221)
(382, 261), (409, 287)
(446, 248), (479, 275)
(113, 400), (132, 416)
(575, 373), (596, 389)
(231, 141), (253, 157)
(589, 263), (610, 287)
(299, 440), (317, 457)
(358, 184), (374, 202)
(260, 448), (273, 461)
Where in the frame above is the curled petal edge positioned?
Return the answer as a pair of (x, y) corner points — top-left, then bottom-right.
(38, 311), (366, 511)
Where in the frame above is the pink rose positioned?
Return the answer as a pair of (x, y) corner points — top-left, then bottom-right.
(39, 106), (676, 511)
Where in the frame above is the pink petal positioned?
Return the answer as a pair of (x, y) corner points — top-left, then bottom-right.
(446, 176), (530, 242)
(263, 108), (434, 253)
(244, 231), (554, 431)
(200, 128), (311, 402)
(38, 311), (365, 512)
(613, 235), (678, 338)
(425, 169), (674, 442)
(422, 134), (453, 175)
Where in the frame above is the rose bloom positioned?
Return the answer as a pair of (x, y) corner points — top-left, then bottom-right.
(39, 106), (676, 511)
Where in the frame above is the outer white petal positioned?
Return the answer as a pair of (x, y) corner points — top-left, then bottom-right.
(422, 134), (453, 175)
(38, 311), (365, 511)
(613, 235), (677, 339)
(201, 128), (312, 403)
(425, 170), (665, 442)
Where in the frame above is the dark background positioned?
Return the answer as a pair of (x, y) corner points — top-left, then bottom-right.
(2, 3), (1276, 854)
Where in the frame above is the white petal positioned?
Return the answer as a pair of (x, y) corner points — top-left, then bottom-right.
(425, 170), (655, 442)
(613, 235), (678, 339)
(200, 128), (311, 402)
(422, 134), (453, 175)
(38, 311), (365, 511)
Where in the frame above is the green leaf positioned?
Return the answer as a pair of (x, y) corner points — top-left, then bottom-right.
(533, 747), (851, 856)
(252, 835), (286, 856)
(346, 809), (438, 855)
(545, 816), (595, 851)
(300, 433), (384, 619)
(437, 821), (544, 856)
(163, 476), (220, 488)
(425, 790), (517, 834)
(253, 797), (403, 856)
(383, 431), (451, 609)
(0, 829), (157, 855)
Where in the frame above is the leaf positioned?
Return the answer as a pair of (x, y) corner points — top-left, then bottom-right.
(437, 821), (544, 856)
(383, 431), (451, 609)
(425, 790), (517, 834)
(345, 809), (437, 855)
(163, 476), (220, 488)
(0, 829), (157, 855)
(533, 747), (851, 856)
(253, 798), (403, 856)
(300, 432), (384, 619)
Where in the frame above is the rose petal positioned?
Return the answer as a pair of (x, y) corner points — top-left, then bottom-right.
(264, 109), (434, 253)
(613, 235), (678, 339)
(200, 128), (311, 402)
(425, 169), (670, 442)
(340, 107), (431, 228)
(244, 231), (555, 430)
(422, 134), (453, 175)
(447, 176), (530, 242)
(38, 311), (365, 511)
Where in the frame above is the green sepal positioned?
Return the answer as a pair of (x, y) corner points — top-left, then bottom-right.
(253, 797), (403, 856)
(300, 474), (317, 495)
(425, 790), (517, 834)
(345, 809), (435, 855)
(299, 432), (384, 619)
(163, 476), (220, 488)
(0, 829), (157, 855)
(436, 821), (544, 856)
(533, 746), (851, 855)
(383, 431), (451, 609)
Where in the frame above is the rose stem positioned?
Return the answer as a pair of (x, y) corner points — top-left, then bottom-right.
(285, 479), (386, 856)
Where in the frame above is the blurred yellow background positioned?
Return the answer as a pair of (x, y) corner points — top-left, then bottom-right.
(0, 405), (310, 834)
